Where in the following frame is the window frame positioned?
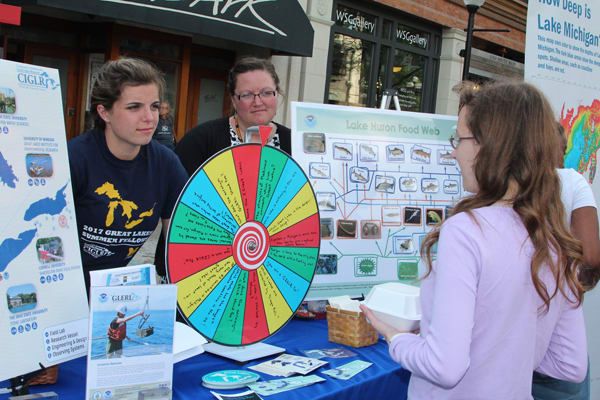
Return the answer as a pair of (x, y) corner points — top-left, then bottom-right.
(326, 0), (442, 112)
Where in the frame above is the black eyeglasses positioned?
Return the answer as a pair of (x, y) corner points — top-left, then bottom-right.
(235, 89), (277, 103)
(449, 135), (476, 149)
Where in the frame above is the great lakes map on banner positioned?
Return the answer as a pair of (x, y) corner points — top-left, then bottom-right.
(0, 59), (88, 381)
(561, 100), (600, 183)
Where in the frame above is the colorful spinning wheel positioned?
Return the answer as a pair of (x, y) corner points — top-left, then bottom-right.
(166, 145), (320, 346)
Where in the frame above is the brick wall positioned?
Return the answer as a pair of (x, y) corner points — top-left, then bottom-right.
(373, 0), (526, 53)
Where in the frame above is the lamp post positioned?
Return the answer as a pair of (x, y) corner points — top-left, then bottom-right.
(462, 0), (485, 81)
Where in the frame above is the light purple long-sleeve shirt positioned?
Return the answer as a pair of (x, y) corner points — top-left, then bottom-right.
(390, 206), (587, 399)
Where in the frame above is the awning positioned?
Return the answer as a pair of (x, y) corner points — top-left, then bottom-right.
(0, 4), (22, 25)
(8, 0), (314, 57)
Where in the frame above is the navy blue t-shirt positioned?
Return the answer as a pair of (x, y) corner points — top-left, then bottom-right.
(68, 129), (188, 279)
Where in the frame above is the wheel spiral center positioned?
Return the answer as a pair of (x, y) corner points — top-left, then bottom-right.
(232, 221), (270, 270)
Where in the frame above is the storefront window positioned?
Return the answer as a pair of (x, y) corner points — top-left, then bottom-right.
(328, 33), (374, 107)
(196, 78), (226, 125)
(395, 24), (430, 50)
(153, 60), (180, 114)
(31, 55), (69, 111)
(376, 46), (390, 106)
(120, 38), (180, 59)
(382, 20), (393, 40)
(391, 50), (425, 112)
(327, 1), (440, 112)
(119, 37), (181, 115)
(334, 6), (377, 35)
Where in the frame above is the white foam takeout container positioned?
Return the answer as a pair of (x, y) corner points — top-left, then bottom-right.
(362, 282), (421, 332)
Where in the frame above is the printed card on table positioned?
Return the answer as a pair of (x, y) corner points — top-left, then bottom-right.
(249, 354), (327, 377)
(248, 375), (325, 396)
(322, 360), (372, 380)
(301, 347), (357, 359)
(211, 390), (264, 400)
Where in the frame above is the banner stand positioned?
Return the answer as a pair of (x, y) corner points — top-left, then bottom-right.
(8, 362), (46, 396)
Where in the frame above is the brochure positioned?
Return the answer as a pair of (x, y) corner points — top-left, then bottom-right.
(211, 390), (263, 400)
(247, 375), (325, 396)
(89, 263), (156, 287)
(86, 285), (177, 400)
(301, 347), (357, 359)
(249, 354), (327, 377)
(321, 360), (372, 380)
(173, 321), (206, 363)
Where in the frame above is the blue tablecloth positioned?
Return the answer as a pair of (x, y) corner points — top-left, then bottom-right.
(1, 319), (410, 399)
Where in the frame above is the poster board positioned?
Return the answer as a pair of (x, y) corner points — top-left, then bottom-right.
(291, 102), (459, 300)
(524, 2), (600, 395)
(0, 59), (89, 380)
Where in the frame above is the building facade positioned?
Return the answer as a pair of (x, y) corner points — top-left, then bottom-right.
(0, 0), (313, 139)
(274, 0), (526, 126)
(0, 0), (526, 138)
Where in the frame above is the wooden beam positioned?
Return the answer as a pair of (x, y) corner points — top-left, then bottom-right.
(176, 39), (191, 142)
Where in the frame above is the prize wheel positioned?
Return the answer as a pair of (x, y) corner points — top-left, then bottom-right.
(166, 144), (320, 346)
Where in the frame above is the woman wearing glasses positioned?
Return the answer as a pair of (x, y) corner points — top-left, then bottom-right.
(361, 81), (587, 398)
(154, 57), (290, 279)
(175, 57), (290, 175)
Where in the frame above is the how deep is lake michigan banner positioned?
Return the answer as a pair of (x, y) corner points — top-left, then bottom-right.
(525, 0), (600, 395)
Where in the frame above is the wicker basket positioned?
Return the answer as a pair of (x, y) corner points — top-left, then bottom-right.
(26, 365), (59, 386)
(326, 305), (378, 347)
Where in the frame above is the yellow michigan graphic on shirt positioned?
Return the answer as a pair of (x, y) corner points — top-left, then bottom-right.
(95, 182), (155, 229)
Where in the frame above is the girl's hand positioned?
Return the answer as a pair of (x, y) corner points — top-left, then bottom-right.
(360, 304), (404, 343)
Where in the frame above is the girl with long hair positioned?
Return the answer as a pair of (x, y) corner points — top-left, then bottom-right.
(361, 81), (587, 399)
(69, 58), (188, 290)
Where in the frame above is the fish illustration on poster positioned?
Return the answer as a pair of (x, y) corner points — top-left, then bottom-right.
(291, 102), (460, 299)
